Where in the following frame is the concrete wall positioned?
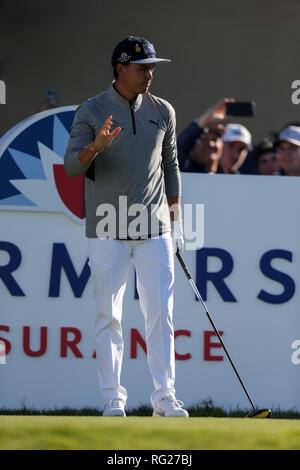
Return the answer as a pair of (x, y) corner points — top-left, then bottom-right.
(1, 0), (300, 142)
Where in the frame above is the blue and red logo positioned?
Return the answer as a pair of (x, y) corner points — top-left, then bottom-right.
(0, 106), (85, 224)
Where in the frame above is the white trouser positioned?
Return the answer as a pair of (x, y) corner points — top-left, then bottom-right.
(88, 232), (176, 406)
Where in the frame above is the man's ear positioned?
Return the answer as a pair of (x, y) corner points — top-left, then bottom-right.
(117, 63), (131, 77)
(116, 63), (125, 76)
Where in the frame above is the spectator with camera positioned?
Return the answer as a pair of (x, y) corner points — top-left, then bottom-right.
(177, 99), (229, 173)
(177, 99), (252, 174)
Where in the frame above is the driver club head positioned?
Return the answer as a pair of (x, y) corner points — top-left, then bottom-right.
(246, 409), (272, 419)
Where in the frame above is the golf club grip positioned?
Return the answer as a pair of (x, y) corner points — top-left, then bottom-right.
(176, 250), (192, 279)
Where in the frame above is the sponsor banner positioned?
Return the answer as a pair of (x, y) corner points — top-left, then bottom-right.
(0, 107), (299, 411)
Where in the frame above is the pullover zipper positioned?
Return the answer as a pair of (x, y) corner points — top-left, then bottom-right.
(129, 102), (137, 135)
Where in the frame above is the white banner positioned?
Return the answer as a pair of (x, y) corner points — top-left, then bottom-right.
(0, 110), (299, 412)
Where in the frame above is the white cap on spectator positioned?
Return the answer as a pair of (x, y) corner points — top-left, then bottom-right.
(222, 124), (251, 146)
(277, 126), (300, 147)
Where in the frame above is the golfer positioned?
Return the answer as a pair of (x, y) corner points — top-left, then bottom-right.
(64, 36), (188, 417)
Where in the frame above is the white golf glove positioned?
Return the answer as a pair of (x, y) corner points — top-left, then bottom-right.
(171, 220), (184, 255)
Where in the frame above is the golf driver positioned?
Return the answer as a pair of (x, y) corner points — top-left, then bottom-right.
(176, 250), (271, 419)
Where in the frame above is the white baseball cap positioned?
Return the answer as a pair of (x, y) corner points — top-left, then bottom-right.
(277, 126), (300, 147)
(222, 124), (252, 147)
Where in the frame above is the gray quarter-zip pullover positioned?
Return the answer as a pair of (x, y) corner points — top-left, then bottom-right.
(64, 82), (181, 239)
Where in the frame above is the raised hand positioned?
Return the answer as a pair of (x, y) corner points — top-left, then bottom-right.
(92, 115), (121, 151)
(197, 98), (235, 129)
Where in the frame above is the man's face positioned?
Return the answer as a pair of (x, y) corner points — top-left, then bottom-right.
(276, 141), (300, 174)
(221, 141), (248, 173)
(257, 152), (280, 175)
(118, 63), (156, 95)
(190, 129), (223, 168)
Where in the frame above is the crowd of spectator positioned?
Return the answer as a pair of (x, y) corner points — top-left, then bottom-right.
(177, 99), (300, 176)
(5, 92), (299, 178)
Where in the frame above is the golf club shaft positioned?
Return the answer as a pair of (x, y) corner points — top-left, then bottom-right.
(176, 251), (256, 411)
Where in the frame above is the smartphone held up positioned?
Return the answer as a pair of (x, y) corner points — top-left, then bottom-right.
(226, 101), (255, 117)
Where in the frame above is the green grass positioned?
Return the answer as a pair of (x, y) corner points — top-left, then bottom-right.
(1, 401), (300, 418)
(1, 415), (300, 450)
